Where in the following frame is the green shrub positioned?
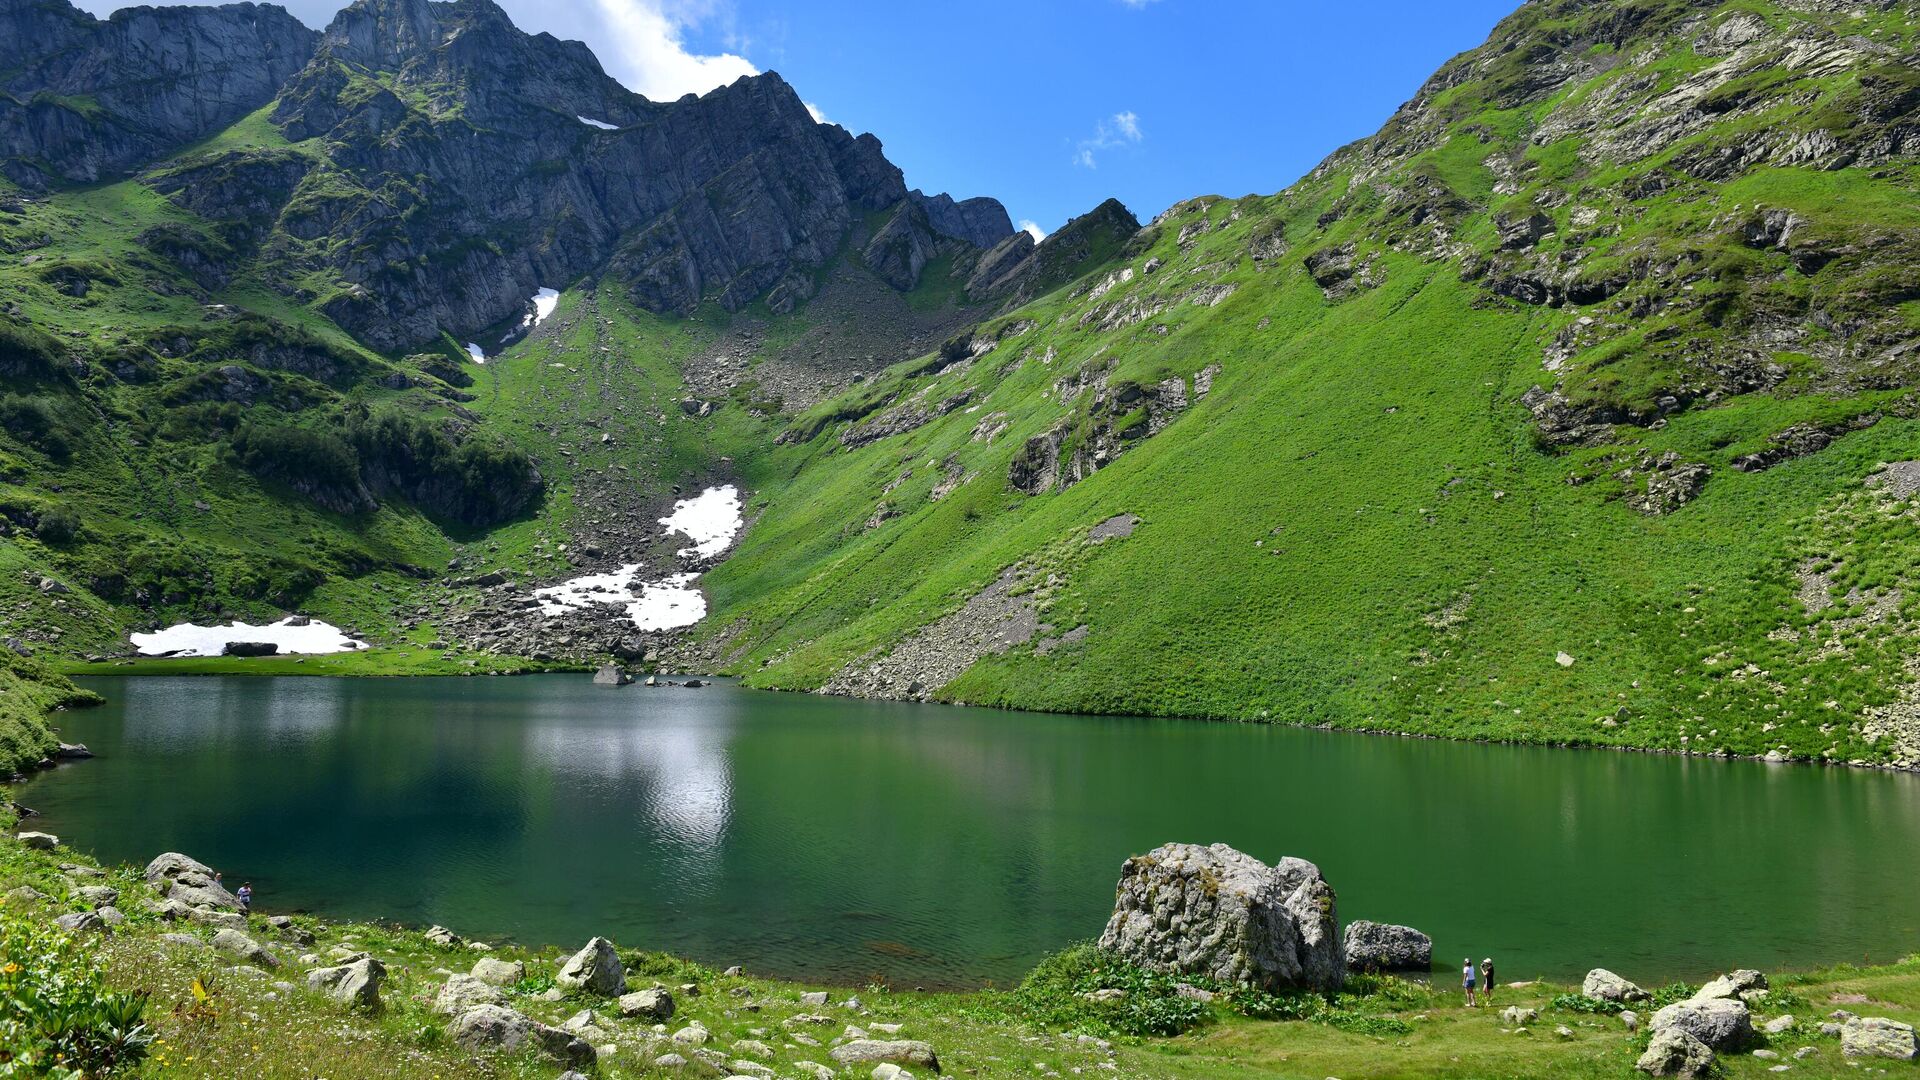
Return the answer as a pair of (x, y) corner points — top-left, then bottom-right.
(1005, 944), (1210, 1038)
(1551, 992), (1624, 1015)
(0, 911), (153, 1076)
(33, 506), (79, 546)
(0, 396), (72, 460)
(231, 419), (369, 515)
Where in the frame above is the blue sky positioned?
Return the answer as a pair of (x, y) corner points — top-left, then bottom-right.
(78, 0), (1523, 235)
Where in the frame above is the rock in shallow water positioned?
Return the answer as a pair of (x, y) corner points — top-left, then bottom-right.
(1097, 842), (1344, 992)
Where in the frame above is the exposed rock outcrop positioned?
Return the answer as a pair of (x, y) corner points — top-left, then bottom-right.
(1097, 843), (1344, 993)
(1342, 921), (1432, 972)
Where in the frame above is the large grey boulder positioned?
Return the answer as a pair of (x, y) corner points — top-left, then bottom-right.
(1584, 968), (1651, 1003)
(1342, 921), (1431, 972)
(434, 973), (506, 1014)
(308, 955), (385, 1011)
(211, 928), (278, 969)
(1842, 1017), (1919, 1060)
(618, 987), (675, 1021)
(1096, 843), (1344, 992)
(592, 665), (632, 686)
(1651, 997), (1753, 1051)
(828, 1040), (940, 1070)
(470, 957), (525, 986)
(18, 832), (58, 850)
(555, 936), (625, 996)
(448, 1004), (595, 1069)
(1636, 1026), (1716, 1078)
(145, 853), (239, 911)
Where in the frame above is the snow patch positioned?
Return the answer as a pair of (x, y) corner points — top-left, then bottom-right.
(527, 287), (559, 327)
(577, 115), (619, 130)
(659, 485), (743, 559)
(131, 617), (366, 658)
(628, 573), (706, 631)
(533, 564), (641, 615)
(465, 342), (486, 365)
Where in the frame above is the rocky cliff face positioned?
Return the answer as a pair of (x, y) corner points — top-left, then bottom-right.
(115, 0), (1012, 351)
(0, 0), (317, 187)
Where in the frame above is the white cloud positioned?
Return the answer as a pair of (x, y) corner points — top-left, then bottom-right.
(805, 101), (831, 125)
(1073, 110), (1144, 169)
(1018, 220), (1048, 242)
(590, 0), (760, 102)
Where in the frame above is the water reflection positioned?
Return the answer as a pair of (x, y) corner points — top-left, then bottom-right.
(23, 675), (1920, 988)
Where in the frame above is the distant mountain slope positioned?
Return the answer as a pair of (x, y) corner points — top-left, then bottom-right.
(688, 0), (1920, 767)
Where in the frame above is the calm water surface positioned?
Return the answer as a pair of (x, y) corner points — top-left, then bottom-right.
(22, 675), (1920, 988)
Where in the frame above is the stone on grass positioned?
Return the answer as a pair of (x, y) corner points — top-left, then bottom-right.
(830, 1040), (940, 1070)
(1501, 1006), (1538, 1026)
(145, 853), (239, 911)
(425, 925), (461, 947)
(307, 955), (385, 1010)
(1764, 1015), (1796, 1035)
(619, 987), (675, 1021)
(145, 897), (192, 921)
(160, 932), (208, 950)
(1841, 1016), (1918, 1060)
(1342, 921), (1432, 972)
(265, 915), (313, 944)
(448, 1004), (595, 1069)
(653, 1053), (689, 1068)
(671, 1022), (710, 1046)
(1694, 970), (1767, 1002)
(1584, 968), (1651, 1003)
(189, 906), (248, 931)
(1622, 1010), (1641, 1032)
(799, 990), (830, 1006)
(1097, 842), (1344, 992)
(1637, 1026), (1716, 1078)
(435, 973), (506, 1014)
(54, 910), (103, 933)
(1652, 997), (1753, 1051)
(732, 1039), (772, 1059)
(872, 1066), (910, 1080)
(5, 885), (46, 905)
(73, 885), (118, 907)
(212, 928), (278, 968)
(96, 906), (125, 927)
(470, 956), (525, 986)
(556, 936), (626, 996)
(18, 832), (58, 850)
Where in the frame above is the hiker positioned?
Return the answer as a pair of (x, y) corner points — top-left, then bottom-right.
(1462, 957), (1478, 1006)
(236, 882), (252, 913)
(1480, 957), (1496, 1003)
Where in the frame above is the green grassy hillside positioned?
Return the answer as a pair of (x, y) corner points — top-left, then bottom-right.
(694, 0), (1920, 766)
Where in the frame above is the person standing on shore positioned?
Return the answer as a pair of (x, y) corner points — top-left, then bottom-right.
(1480, 957), (1496, 1003)
(1462, 957), (1478, 1007)
(236, 882), (252, 913)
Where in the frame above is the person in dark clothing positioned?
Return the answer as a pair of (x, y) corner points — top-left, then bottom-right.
(1480, 957), (1496, 1003)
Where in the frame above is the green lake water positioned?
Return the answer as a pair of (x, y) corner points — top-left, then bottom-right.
(20, 674), (1920, 988)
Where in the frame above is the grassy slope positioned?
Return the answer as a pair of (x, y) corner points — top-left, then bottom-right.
(698, 2), (1920, 765)
(3, 826), (1917, 1080)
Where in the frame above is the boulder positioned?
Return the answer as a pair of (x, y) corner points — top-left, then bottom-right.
(266, 915), (314, 944)
(17, 831), (58, 850)
(1842, 1017), (1918, 1060)
(434, 973), (506, 1014)
(5, 885), (45, 904)
(1763, 1015), (1795, 1035)
(470, 957), (525, 986)
(799, 990), (830, 1006)
(592, 665), (632, 686)
(308, 955), (385, 1010)
(72, 885), (118, 907)
(1501, 1006), (1539, 1026)
(618, 987), (675, 1021)
(829, 1041), (940, 1070)
(222, 641), (279, 657)
(672, 1022), (711, 1045)
(556, 936), (626, 996)
(1637, 1027), (1715, 1078)
(425, 925), (462, 947)
(1694, 969), (1766, 1001)
(1096, 843), (1344, 992)
(145, 853), (239, 911)
(448, 1004), (595, 1069)
(96, 906), (125, 927)
(1652, 997), (1753, 1051)
(211, 928), (278, 968)
(1342, 921), (1432, 972)
(54, 910), (103, 933)
(1584, 968), (1651, 1003)
(189, 906), (248, 931)
(144, 897), (193, 921)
